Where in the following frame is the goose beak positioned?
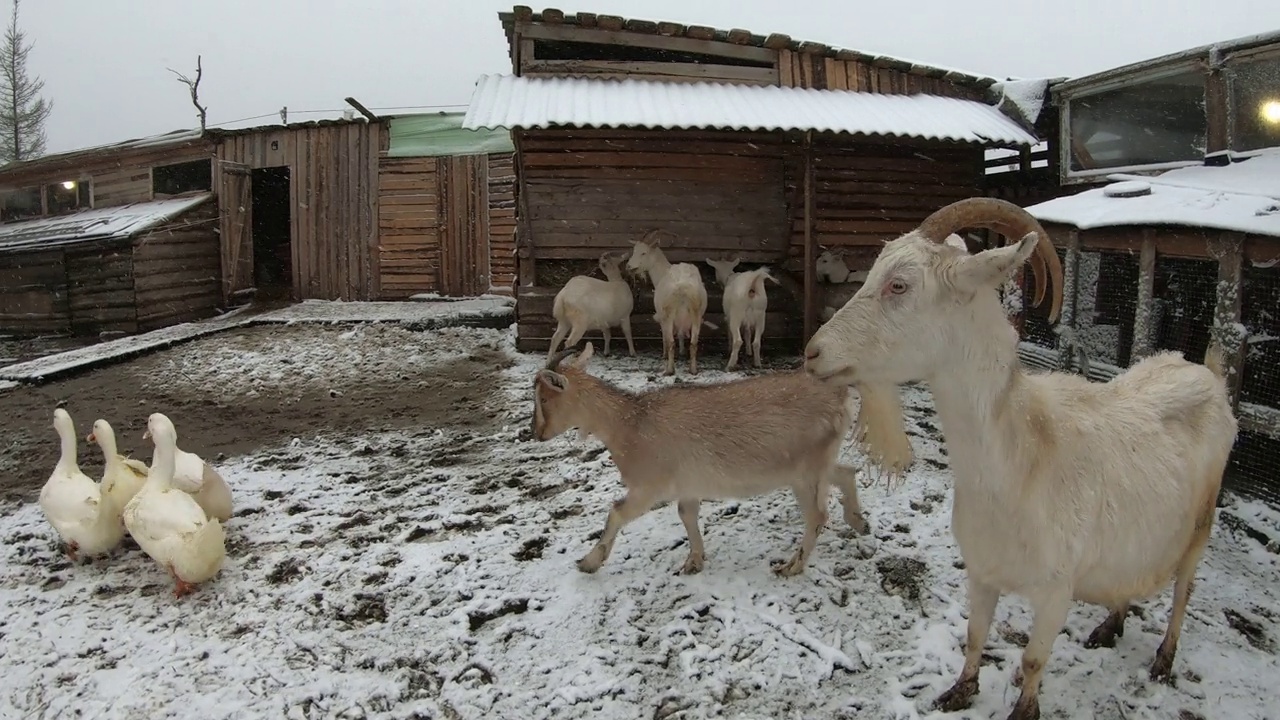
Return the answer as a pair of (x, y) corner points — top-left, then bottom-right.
(142, 429), (151, 440)
(86, 432), (96, 443)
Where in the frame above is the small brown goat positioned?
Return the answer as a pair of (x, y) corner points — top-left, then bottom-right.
(531, 343), (868, 576)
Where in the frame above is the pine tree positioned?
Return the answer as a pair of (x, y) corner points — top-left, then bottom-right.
(0, 0), (52, 165)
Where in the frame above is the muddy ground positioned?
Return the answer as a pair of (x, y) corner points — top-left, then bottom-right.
(0, 324), (513, 503)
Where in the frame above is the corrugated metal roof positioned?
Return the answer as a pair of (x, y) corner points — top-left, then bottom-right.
(0, 193), (214, 255)
(463, 74), (1038, 147)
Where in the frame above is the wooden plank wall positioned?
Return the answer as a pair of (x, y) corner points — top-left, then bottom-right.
(377, 156), (440, 299)
(488, 153), (517, 293)
(65, 241), (136, 334)
(91, 167), (154, 207)
(132, 199), (223, 331)
(777, 49), (982, 100)
(0, 250), (69, 334)
(217, 122), (380, 301)
(514, 128), (799, 353)
(439, 155), (491, 297)
(788, 138), (985, 276)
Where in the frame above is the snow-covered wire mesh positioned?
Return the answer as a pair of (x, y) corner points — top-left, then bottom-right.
(1153, 257), (1217, 363)
(1232, 265), (1280, 506)
(1018, 247), (1066, 352)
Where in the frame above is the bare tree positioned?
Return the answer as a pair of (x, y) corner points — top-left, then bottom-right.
(0, 0), (52, 164)
(169, 55), (208, 132)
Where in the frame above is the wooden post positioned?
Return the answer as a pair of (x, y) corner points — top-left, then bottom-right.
(513, 132), (536, 290)
(1209, 232), (1246, 409)
(802, 131), (816, 345)
(1129, 230), (1157, 362)
(1056, 229), (1081, 371)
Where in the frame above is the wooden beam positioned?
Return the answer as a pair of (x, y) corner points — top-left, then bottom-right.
(1129, 230), (1157, 362)
(344, 97), (379, 122)
(515, 21), (775, 63)
(803, 131), (816, 344)
(513, 133), (537, 289)
(1204, 66), (1228, 155)
(1209, 232), (1246, 409)
(521, 59), (777, 84)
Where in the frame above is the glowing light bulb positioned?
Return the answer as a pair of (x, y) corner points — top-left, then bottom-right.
(61, 180), (76, 190)
(1261, 100), (1280, 125)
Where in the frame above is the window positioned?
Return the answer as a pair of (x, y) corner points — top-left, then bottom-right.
(0, 186), (42, 222)
(1227, 53), (1280, 153)
(1064, 67), (1207, 176)
(152, 159), (212, 196)
(45, 179), (90, 214)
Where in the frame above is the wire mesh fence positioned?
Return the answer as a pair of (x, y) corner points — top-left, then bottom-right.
(1078, 251), (1139, 368)
(1152, 257), (1217, 364)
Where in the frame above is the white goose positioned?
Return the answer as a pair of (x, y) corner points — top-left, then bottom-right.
(38, 408), (125, 561)
(123, 412), (226, 598)
(87, 419), (150, 512)
(146, 417), (233, 522)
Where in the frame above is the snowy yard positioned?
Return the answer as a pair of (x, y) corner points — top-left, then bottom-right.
(0, 321), (1278, 720)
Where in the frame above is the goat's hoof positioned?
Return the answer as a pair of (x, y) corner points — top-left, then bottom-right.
(1148, 651), (1176, 684)
(679, 553), (704, 575)
(1006, 693), (1041, 720)
(932, 676), (978, 712)
(576, 550), (605, 574)
(843, 513), (869, 536)
(770, 555), (806, 577)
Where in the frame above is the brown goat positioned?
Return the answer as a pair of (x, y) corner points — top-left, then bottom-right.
(531, 343), (868, 576)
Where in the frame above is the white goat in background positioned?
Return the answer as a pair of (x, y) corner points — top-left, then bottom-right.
(546, 252), (636, 361)
(803, 197), (1237, 720)
(627, 231), (709, 375)
(531, 343), (868, 577)
(705, 258), (779, 370)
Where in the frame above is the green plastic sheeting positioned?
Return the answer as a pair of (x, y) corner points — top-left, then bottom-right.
(386, 113), (514, 157)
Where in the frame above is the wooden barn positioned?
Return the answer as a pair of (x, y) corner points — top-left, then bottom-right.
(1019, 30), (1280, 503)
(464, 6), (1043, 353)
(0, 113), (516, 336)
(0, 193), (221, 335)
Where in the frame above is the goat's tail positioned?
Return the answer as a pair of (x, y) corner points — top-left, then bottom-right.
(746, 268), (779, 300)
(1203, 340), (1228, 380)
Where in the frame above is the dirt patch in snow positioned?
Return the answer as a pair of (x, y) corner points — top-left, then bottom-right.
(0, 323), (512, 503)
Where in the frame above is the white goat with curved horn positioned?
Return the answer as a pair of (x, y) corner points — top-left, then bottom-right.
(803, 197), (1236, 720)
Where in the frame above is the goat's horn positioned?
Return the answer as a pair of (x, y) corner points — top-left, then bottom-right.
(917, 197), (1063, 324)
(546, 347), (579, 370)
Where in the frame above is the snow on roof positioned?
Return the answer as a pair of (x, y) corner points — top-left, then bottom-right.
(0, 193), (214, 254)
(990, 78), (1051, 126)
(0, 129), (205, 174)
(463, 74), (1039, 147)
(1026, 150), (1280, 237)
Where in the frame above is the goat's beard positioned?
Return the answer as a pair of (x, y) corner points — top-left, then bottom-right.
(852, 382), (914, 489)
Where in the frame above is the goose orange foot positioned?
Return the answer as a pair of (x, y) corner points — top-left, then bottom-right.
(170, 567), (197, 598)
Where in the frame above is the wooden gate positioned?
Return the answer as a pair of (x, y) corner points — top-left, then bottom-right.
(437, 155), (492, 297)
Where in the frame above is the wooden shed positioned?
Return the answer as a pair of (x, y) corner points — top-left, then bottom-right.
(213, 115), (516, 303)
(466, 6), (1042, 353)
(1018, 30), (1280, 503)
(0, 115), (517, 335)
(0, 193), (222, 335)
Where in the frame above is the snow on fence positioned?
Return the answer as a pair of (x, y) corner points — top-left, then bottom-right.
(1017, 238), (1280, 506)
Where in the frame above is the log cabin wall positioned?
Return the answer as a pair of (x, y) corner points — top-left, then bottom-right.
(0, 142), (213, 213)
(132, 199), (222, 331)
(215, 121), (381, 302)
(488, 153), (518, 293)
(377, 155), (440, 298)
(65, 240), (136, 335)
(788, 136), (986, 274)
(513, 128), (798, 353)
(375, 151), (517, 299)
(0, 248), (71, 334)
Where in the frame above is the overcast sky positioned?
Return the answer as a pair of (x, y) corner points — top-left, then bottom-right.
(21, 0), (1280, 154)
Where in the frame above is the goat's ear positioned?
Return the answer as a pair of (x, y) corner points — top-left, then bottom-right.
(572, 342), (595, 368)
(536, 369), (568, 393)
(954, 232), (1038, 291)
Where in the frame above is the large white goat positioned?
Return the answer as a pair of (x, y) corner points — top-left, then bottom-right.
(627, 231), (709, 375)
(706, 258), (779, 370)
(546, 252), (635, 361)
(803, 197), (1237, 720)
(531, 343), (869, 576)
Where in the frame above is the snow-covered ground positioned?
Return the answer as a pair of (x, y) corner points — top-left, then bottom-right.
(1, 324), (1277, 720)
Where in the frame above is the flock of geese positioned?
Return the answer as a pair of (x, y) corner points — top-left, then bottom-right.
(38, 409), (233, 598)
